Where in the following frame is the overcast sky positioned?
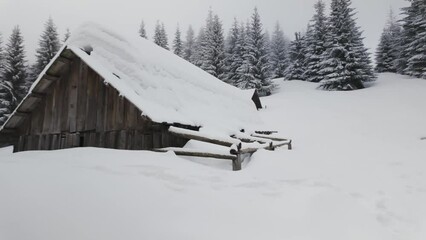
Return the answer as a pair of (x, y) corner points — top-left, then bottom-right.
(0, 0), (408, 63)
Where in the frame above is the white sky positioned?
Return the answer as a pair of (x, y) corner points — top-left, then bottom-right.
(0, 0), (408, 63)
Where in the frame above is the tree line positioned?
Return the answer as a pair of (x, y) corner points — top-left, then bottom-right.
(375, 0), (426, 79)
(0, 0), (425, 126)
(0, 18), (69, 126)
(141, 0), (377, 92)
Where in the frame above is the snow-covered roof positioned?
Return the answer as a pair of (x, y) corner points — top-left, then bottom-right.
(69, 23), (261, 132)
(2, 23), (262, 134)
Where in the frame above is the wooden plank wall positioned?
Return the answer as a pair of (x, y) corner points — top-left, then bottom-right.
(15, 57), (189, 152)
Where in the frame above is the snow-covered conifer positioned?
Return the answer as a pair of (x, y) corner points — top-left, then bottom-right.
(304, 0), (328, 82)
(183, 26), (195, 62)
(240, 7), (272, 95)
(285, 32), (307, 80)
(269, 22), (289, 79)
(153, 21), (169, 50)
(173, 25), (183, 57)
(0, 34), (14, 126)
(319, 0), (375, 91)
(195, 10), (226, 80)
(191, 27), (206, 67)
(29, 17), (61, 84)
(375, 9), (401, 73)
(63, 28), (71, 43)
(139, 20), (148, 39)
(4, 26), (28, 110)
(401, 0), (426, 78)
(224, 19), (245, 84)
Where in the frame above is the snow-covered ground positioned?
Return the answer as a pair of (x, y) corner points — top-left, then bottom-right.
(1, 73), (426, 240)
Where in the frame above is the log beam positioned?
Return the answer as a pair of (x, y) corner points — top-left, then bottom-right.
(155, 148), (236, 161)
(168, 126), (238, 147)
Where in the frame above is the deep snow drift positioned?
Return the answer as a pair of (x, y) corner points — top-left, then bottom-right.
(1, 73), (426, 240)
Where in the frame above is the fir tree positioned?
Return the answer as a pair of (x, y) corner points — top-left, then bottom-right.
(269, 22), (289, 79)
(4, 26), (28, 110)
(319, 0), (375, 91)
(199, 10), (226, 80)
(191, 27), (206, 67)
(183, 26), (195, 62)
(139, 20), (148, 39)
(242, 7), (272, 95)
(63, 28), (71, 43)
(153, 21), (169, 50)
(304, 0), (328, 82)
(402, 0), (426, 78)
(285, 32), (307, 80)
(225, 19), (245, 84)
(0, 34), (14, 126)
(236, 22), (257, 90)
(375, 9), (401, 73)
(173, 24), (183, 57)
(29, 17), (61, 84)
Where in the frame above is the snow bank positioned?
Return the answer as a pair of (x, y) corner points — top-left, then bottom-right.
(66, 22), (261, 133)
(1, 73), (426, 240)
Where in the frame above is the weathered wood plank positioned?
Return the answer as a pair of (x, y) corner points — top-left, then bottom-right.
(154, 148), (236, 161)
(68, 59), (79, 133)
(117, 130), (126, 149)
(168, 126), (238, 147)
(96, 79), (106, 132)
(76, 61), (88, 132)
(85, 68), (98, 131)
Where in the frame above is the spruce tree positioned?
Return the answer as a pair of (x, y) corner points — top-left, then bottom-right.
(183, 26), (195, 62)
(243, 7), (272, 95)
(153, 21), (169, 50)
(236, 21), (257, 90)
(199, 10), (226, 80)
(139, 20), (148, 39)
(63, 28), (71, 43)
(201, 15), (225, 80)
(4, 26), (28, 110)
(0, 34), (14, 126)
(191, 27), (206, 67)
(319, 0), (375, 91)
(269, 22), (289, 79)
(173, 25), (183, 57)
(285, 32), (307, 80)
(375, 9), (401, 73)
(403, 0), (426, 78)
(29, 17), (61, 84)
(225, 19), (245, 84)
(304, 0), (328, 82)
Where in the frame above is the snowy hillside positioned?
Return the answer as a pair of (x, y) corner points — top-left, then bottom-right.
(1, 73), (426, 240)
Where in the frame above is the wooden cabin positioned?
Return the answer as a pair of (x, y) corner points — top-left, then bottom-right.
(0, 50), (196, 152)
(0, 24), (263, 154)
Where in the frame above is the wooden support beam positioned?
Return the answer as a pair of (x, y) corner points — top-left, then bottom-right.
(30, 92), (46, 99)
(168, 126), (238, 147)
(231, 134), (269, 144)
(14, 112), (29, 118)
(57, 56), (72, 65)
(233, 154), (242, 171)
(16, 110), (31, 115)
(1, 127), (17, 134)
(43, 74), (60, 82)
(155, 148), (236, 161)
(251, 133), (288, 142)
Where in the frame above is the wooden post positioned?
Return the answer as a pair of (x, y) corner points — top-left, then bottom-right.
(288, 140), (292, 150)
(232, 154), (242, 171)
(232, 142), (242, 171)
